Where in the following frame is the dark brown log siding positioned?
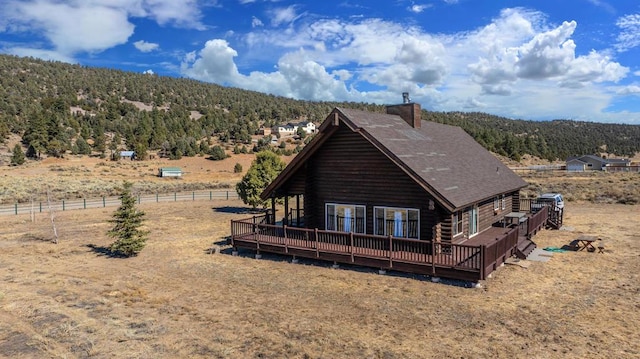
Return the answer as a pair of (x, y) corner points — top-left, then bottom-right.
(281, 123), (523, 242)
(303, 123), (441, 240)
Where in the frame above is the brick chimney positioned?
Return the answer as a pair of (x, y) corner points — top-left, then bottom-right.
(386, 92), (421, 128)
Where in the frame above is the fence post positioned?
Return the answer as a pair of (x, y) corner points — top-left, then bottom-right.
(40, 202), (42, 213)
(174, 192), (177, 201)
(62, 200), (65, 211)
(193, 192), (195, 201)
(15, 203), (18, 215)
(156, 193), (159, 202)
(138, 195), (141, 204)
(84, 198), (86, 209)
(226, 191), (229, 200)
(210, 191), (212, 200)
(103, 197), (106, 207)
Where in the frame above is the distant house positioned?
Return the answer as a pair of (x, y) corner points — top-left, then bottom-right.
(231, 95), (541, 281)
(272, 121), (316, 137)
(158, 167), (182, 177)
(566, 155), (631, 172)
(119, 151), (136, 160)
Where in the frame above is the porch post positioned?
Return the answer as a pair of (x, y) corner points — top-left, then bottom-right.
(271, 196), (276, 224)
(296, 194), (301, 227)
(284, 195), (289, 226)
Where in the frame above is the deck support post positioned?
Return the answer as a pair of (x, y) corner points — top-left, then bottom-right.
(271, 196), (276, 224)
(350, 232), (354, 262)
(388, 235), (393, 268)
(284, 195), (289, 226)
(314, 228), (319, 258)
(232, 248), (238, 256)
(296, 195), (301, 227)
(378, 269), (387, 275)
(255, 250), (262, 259)
(331, 261), (340, 269)
(291, 256), (298, 264)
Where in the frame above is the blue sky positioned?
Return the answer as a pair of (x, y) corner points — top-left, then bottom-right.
(1, 1), (640, 124)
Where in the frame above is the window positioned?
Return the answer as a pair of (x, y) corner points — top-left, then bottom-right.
(453, 211), (463, 237)
(325, 203), (365, 233)
(495, 194), (507, 212)
(468, 205), (478, 237)
(374, 206), (419, 239)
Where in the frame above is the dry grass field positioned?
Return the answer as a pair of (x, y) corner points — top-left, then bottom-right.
(0, 197), (638, 358)
(0, 154), (270, 204)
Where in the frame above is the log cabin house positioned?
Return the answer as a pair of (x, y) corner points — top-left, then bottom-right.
(231, 95), (550, 282)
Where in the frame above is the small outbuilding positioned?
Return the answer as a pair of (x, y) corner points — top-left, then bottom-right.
(119, 151), (136, 160)
(158, 167), (183, 177)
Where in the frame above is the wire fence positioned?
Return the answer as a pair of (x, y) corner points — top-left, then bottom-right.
(0, 190), (240, 216)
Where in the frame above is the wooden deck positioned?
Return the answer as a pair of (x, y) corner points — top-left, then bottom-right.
(229, 212), (551, 281)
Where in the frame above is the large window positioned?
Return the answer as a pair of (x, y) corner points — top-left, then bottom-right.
(453, 210), (463, 237)
(374, 207), (419, 239)
(325, 203), (365, 233)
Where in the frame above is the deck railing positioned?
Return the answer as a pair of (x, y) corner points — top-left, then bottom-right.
(482, 226), (519, 277)
(231, 215), (524, 281)
(527, 205), (548, 237)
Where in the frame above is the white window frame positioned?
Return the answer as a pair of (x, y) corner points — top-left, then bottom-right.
(325, 203), (366, 233)
(493, 197), (500, 211)
(453, 210), (463, 237)
(501, 194), (507, 211)
(468, 205), (479, 237)
(374, 206), (420, 239)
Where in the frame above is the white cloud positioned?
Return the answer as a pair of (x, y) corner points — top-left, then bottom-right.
(252, 16), (264, 27)
(134, 40), (159, 52)
(181, 39), (242, 85)
(267, 6), (300, 27)
(180, 7), (632, 122)
(143, 69), (154, 75)
(409, 5), (431, 14)
(616, 85), (640, 95)
(615, 14), (640, 52)
(0, 0), (206, 59)
(586, 0), (615, 14)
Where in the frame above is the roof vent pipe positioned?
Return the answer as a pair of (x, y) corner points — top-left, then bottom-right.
(402, 92), (411, 104)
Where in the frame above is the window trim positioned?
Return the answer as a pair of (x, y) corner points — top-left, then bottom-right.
(373, 206), (420, 239)
(468, 205), (479, 238)
(453, 210), (463, 237)
(325, 203), (366, 233)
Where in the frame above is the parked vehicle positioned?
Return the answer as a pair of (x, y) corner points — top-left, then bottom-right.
(532, 193), (564, 212)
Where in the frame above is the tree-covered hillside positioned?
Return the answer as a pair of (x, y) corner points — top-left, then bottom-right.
(1, 54), (639, 163)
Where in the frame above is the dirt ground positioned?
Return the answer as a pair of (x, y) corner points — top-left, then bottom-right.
(0, 198), (638, 358)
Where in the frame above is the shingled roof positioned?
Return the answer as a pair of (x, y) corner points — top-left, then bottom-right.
(262, 105), (528, 212)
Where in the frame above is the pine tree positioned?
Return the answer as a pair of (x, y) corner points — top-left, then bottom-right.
(10, 144), (26, 166)
(107, 182), (149, 257)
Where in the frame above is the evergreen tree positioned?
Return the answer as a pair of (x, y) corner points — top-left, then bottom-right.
(208, 145), (228, 160)
(107, 182), (149, 257)
(73, 136), (92, 155)
(236, 151), (286, 208)
(10, 144), (26, 166)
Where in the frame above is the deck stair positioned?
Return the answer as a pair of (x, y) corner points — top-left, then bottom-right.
(515, 238), (537, 259)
